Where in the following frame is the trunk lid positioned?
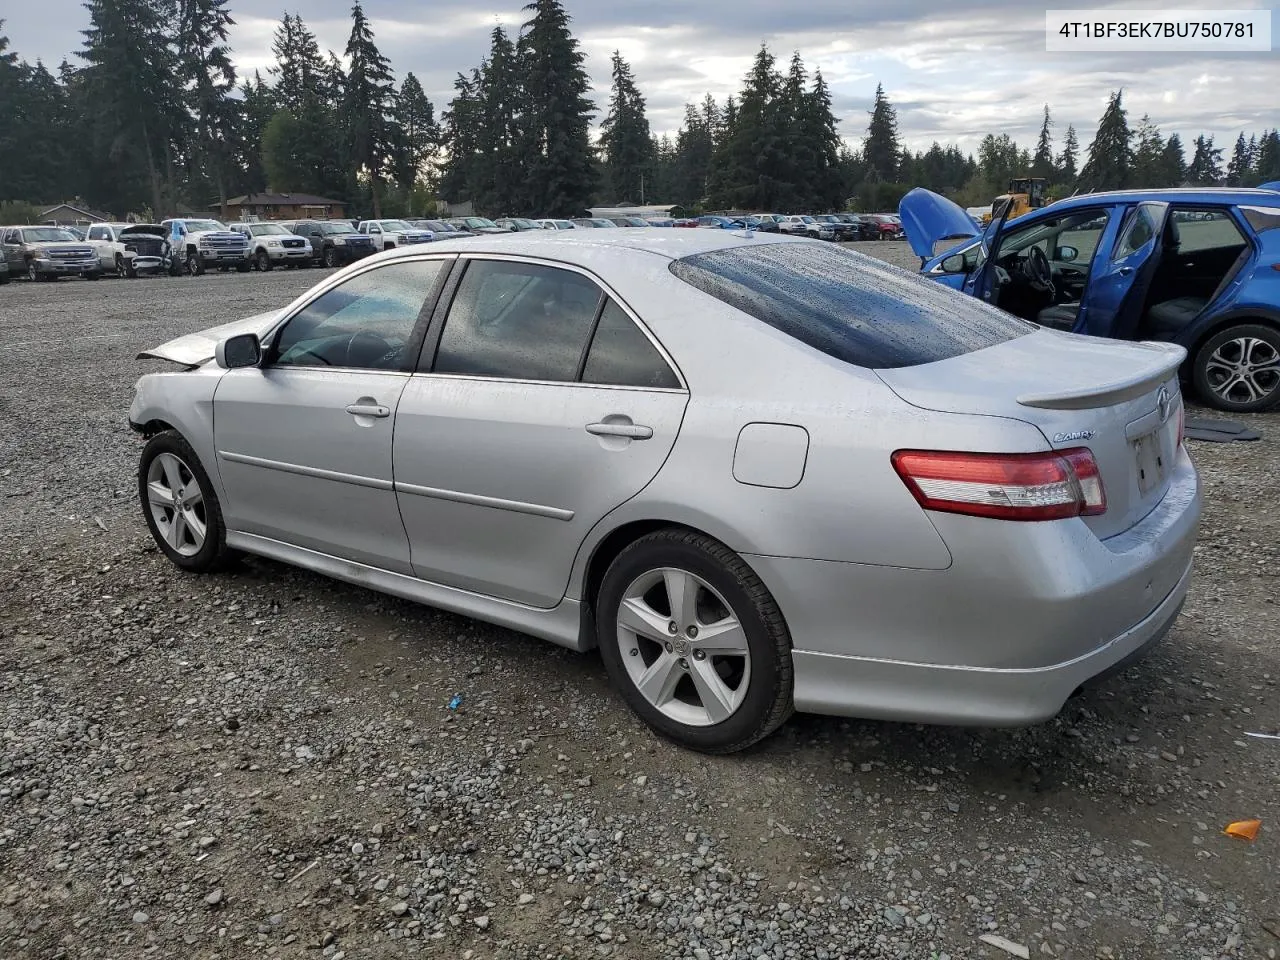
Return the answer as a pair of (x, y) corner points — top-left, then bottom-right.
(138, 310), (282, 366)
(877, 329), (1186, 539)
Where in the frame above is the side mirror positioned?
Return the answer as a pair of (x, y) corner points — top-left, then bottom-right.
(1055, 245), (1078, 262)
(941, 254), (967, 273)
(216, 333), (261, 369)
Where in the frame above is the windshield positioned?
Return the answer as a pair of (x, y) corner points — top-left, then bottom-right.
(800, 216), (816, 224)
(464, 218), (497, 228)
(24, 228), (78, 242)
(252, 224), (291, 235)
(181, 220), (226, 232)
(379, 220), (413, 231)
(318, 222), (355, 235)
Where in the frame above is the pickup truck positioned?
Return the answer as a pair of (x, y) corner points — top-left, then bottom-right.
(1, 225), (101, 280)
(281, 219), (376, 267)
(161, 218), (252, 275)
(357, 219), (435, 249)
(84, 222), (171, 277)
(229, 222), (313, 271)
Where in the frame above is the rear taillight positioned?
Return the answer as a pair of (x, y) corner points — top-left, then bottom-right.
(891, 448), (1107, 521)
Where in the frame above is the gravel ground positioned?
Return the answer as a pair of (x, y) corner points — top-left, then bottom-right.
(1, 245), (1278, 960)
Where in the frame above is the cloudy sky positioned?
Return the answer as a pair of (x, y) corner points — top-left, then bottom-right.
(5, 0), (1277, 156)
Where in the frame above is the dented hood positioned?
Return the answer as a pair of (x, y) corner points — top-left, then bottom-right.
(137, 310), (282, 366)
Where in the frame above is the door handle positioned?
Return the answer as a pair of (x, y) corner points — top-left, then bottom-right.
(586, 421), (653, 440)
(1118, 266), (1134, 276)
(346, 402), (390, 418)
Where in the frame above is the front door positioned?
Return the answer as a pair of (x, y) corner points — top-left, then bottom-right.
(212, 257), (450, 571)
(1, 229), (21, 270)
(1082, 201), (1170, 338)
(394, 257), (689, 607)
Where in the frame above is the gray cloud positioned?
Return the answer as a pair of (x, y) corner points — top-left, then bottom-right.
(4, 0), (1275, 156)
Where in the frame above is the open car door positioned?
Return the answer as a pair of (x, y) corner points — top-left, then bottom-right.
(962, 196), (1014, 302)
(1079, 200), (1170, 340)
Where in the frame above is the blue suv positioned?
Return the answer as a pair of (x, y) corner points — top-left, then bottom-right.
(900, 185), (1280, 412)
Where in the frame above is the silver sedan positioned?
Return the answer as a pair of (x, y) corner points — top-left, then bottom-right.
(130, 230), (1201, 753)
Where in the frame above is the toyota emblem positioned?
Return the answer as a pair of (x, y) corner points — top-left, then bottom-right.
(1157, 386), (1171, 423)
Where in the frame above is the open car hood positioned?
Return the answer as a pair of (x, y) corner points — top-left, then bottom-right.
(137, 310), (282, 366)
(121, 224), (166, 237)
(898, 187), (981, 258)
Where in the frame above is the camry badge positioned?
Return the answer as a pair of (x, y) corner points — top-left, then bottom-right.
(1052, 430), (1095, 443)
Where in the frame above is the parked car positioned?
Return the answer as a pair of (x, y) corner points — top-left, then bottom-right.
(572, 218), (620, 229)
(495, 217), (545, 232)
(862, 214), (905, 240)
(673, 218), (699, 228)
(608, 217), (651, 228)
(726, 215), (779, 234)
(162, 218), (252, 275)
(777, 215), (835, 240)
(1, 225), (101, 280)
(230, 222), (312, 271)
(448, 217), (511, 235)
(282, 219), (377, 267)
(902, 185), (1280, 412)
(645, 218), (676, 227)
(812, 214), (858, 241)
(84, 222), (170, 277)
(359, 219), (435, 249)
(129, 229), (1200, 753)
(833, 213), (880, 241)
(536, 219), (577, 230)
(0, 253), (7, 283)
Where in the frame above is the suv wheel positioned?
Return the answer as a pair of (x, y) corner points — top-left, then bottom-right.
(1193, 323), (1280, 412)
(256, 249), (272, 271)
(185, 247), (205, 275)
(323, 247), (339, 268)
(27, 260), (39, 282)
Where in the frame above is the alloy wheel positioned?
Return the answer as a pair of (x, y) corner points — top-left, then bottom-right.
(615, 567), (751, 727)
(145, 452), (207, 557)
(1204, 336), (1280, 406)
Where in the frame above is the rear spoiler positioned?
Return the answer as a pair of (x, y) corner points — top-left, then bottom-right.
(1017, 341), (1185, 410)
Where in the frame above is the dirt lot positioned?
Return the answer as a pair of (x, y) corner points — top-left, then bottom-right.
(1, 244), (1277, 960)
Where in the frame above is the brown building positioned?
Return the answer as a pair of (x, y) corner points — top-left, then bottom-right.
(216, 193), (346, 221)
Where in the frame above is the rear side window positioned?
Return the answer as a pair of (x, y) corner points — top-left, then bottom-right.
(1241, 205), (1280, 234)
(583, 300), (680, 389)
(669, 242), (1031, 369)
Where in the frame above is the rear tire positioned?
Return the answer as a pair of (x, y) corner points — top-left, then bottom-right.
(1192, 323), (1280, 413)
(235, 261), (251, 273)
(138, 430), (237, 573)
(595, 529), (793, 754)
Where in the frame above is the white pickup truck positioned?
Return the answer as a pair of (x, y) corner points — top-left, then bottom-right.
(229, 222), (313, 271)
(161, 218), (253, 275)
(84, 223), (171, 277)
(357, 219), (435, 250)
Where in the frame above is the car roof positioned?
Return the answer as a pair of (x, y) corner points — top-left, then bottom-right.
(1045, 187), (1280, 213)
(373, 225), (810, 264)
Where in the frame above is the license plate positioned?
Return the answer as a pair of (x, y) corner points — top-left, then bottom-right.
(1132, 429), (1167, 495)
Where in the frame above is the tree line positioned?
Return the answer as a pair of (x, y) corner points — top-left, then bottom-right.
(1, 2), (1278, 222)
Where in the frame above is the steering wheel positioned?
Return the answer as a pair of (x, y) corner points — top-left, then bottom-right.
(344, 332), (397, 368)
(1025, 246), (1054, 293)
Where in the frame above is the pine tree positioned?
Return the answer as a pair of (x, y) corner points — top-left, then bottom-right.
(672, 101), (714, 207)
(270, 14), (326, 113)
(597, 50), (653, 203)
(1056, 124), (1079, 183)
(1158, 133), (1186, 186)
(392, 72), (437, 192)
(1256, 130), (1280, 182)
(1185, 134), (1224, 185)
(517, 0), (595, 216)
(778, 52), (813, 209)
(342, 2), (396, 217)
(863, 83), (900, 180)
(1131, 114), (1164, 186)
(175, 0), (238, 216)
(707, 45), (790, 210)
(237, 70), (273, 193)
(1225, 132), (1251, 186)
(79, 0), (180, 215)
(1079, 90), (1132, 190)
(802, 69), (843, 211)
(476, 26), (523, 213)
(1031, 105), (1054, 180)
(439, 68), (483, 204)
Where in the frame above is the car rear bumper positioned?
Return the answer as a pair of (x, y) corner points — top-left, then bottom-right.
(746, 446), (1200, 725)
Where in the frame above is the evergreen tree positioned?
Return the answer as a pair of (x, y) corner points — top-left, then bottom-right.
(270, 14), (326, 113)
(707, 45), (788, 209)
(342, 2), (396, 217)
(1226, 132), (1251, 186)
(175, 0), (238, 215)
(517, 0), (595, 216)
(863, 83), (900, 180)
(237, 70), (273, 193)
(598, 50), (653, 203)
(1185, 134), (1224, 185)
(1256, 130), (1280, 183)
(778, 52), (813, 209)
(801, 69), (843, 210)
(439, 68), (483, 204)
(1078, 90), (1132, 190)
(1056, 124), (1079, 183)
(672, 101), (715, 207)
(1131, 114), (1164, 186)
(392, 72), (437, 192)
(79, 0), (180, 215)
(1031, 105), (1054, 180)
(1158, 133), (1186, 186)
(476, 26), (524, 213)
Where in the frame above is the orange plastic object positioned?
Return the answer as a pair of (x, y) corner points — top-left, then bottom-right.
(1223, 819), (1261, 841)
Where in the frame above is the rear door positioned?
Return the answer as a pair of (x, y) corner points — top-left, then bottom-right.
(213, 257), (450, 571)
(394, 256), (689, 608)
(1084, 201), (1170, 339)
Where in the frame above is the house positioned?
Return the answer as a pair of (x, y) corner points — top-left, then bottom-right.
(39, 202), (112, 227)
(217, 193), (346, 221)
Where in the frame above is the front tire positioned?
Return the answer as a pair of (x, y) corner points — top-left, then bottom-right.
(139, 431), (236, 573)
(256, 249), (272, 271)
(1192, 323), (1280, 413)
(323, 247), (338, 268)
(595, 529), (794, 754)
(186, 247), (205, 276)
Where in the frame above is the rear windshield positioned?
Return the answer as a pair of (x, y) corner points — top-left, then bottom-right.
(669, 242), (1032, 369)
